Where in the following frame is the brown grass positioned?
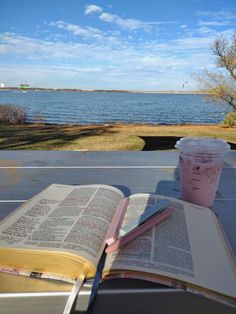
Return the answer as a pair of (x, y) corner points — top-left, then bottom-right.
(0, 123), (235, 150)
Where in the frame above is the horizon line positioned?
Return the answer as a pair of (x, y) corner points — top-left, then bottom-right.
(0, 87), (203, 94)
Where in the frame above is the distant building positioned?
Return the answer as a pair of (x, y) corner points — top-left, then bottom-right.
(20, 84), (30, 89)
(0, 83), (4, 88)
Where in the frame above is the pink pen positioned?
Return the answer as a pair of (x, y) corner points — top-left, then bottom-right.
(105, 206), (175, 254)
(105, 198), (129, 245)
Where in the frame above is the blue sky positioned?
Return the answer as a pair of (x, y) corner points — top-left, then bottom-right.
(0, 0), (235, 90)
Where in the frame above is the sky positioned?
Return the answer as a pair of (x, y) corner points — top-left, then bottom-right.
(0, 0), (236, 91)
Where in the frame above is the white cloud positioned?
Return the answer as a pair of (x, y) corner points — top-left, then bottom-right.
(84, 4), (177, 32)
(99, 12), (115, 23)
(0, 64), (107, 89)
(98, 12), (115, 23)
(84, 4), (103, 15)
(2, 4), (236, 90)
(173, 35), (215, 49)
(0, 61), (201, 90)
(50, 21), (103, 39)
(198, 20), (235, 27)
(197, 10), (236, 20)
(1, 23), (232, 90)
(0, 30), (219, 64)
(49, 20), (125, 46)
(99, 12), (143, 30)
(0, 32), (105, 61)
(197, 26), (216, 34)
(98, 12), (177, 31)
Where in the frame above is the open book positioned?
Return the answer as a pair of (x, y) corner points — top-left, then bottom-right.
(0, 184), (236, 306)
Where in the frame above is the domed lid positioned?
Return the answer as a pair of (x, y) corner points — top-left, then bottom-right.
(175, 136), (230, 155)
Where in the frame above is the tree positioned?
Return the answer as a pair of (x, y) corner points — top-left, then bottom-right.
(0, 105), (27, 124)
(197, 32), (236, 112)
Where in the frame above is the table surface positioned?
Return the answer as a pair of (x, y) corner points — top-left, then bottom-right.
(0, 150), (236, 314)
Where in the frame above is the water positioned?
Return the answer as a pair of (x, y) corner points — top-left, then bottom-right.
(0, 90), (230, 125)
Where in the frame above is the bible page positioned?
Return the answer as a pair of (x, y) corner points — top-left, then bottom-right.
(104, 194), (236, 300)
(0, 184), (124, 268)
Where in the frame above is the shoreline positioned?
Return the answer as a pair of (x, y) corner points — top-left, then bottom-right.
(0, 87), (206, 95)
(17, 121), (223, 127)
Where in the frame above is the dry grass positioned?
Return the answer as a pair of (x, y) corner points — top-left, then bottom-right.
(0, 123), (235, 150)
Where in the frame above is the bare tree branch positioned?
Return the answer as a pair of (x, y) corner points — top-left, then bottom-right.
(196, 32), (236, 111)
(211, 35), (236, 81)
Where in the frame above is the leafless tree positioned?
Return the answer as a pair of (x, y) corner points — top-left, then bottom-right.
(197, 32), (236, 111)
(0, 105), (27, 124)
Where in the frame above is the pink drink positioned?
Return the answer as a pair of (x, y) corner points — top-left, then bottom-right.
(175, 137), (230, 208)
(179, 153), (223, 207)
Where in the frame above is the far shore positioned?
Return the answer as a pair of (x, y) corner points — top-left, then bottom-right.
(0, 87), (206, 95)
(0, 122), (235, 151)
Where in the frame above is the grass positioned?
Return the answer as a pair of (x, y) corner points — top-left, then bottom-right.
(0, 123), (235, 150)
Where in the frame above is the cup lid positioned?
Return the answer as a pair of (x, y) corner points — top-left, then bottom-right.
(175, 136), (231, 155)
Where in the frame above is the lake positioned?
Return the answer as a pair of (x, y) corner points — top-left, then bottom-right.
(0, 90), (230, 125)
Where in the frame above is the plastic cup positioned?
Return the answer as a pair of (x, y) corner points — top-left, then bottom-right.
(175, 137), (230, 207)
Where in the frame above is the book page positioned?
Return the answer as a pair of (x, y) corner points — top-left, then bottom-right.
(0, 184), (124, 268)
(104, 194), (236, 300)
